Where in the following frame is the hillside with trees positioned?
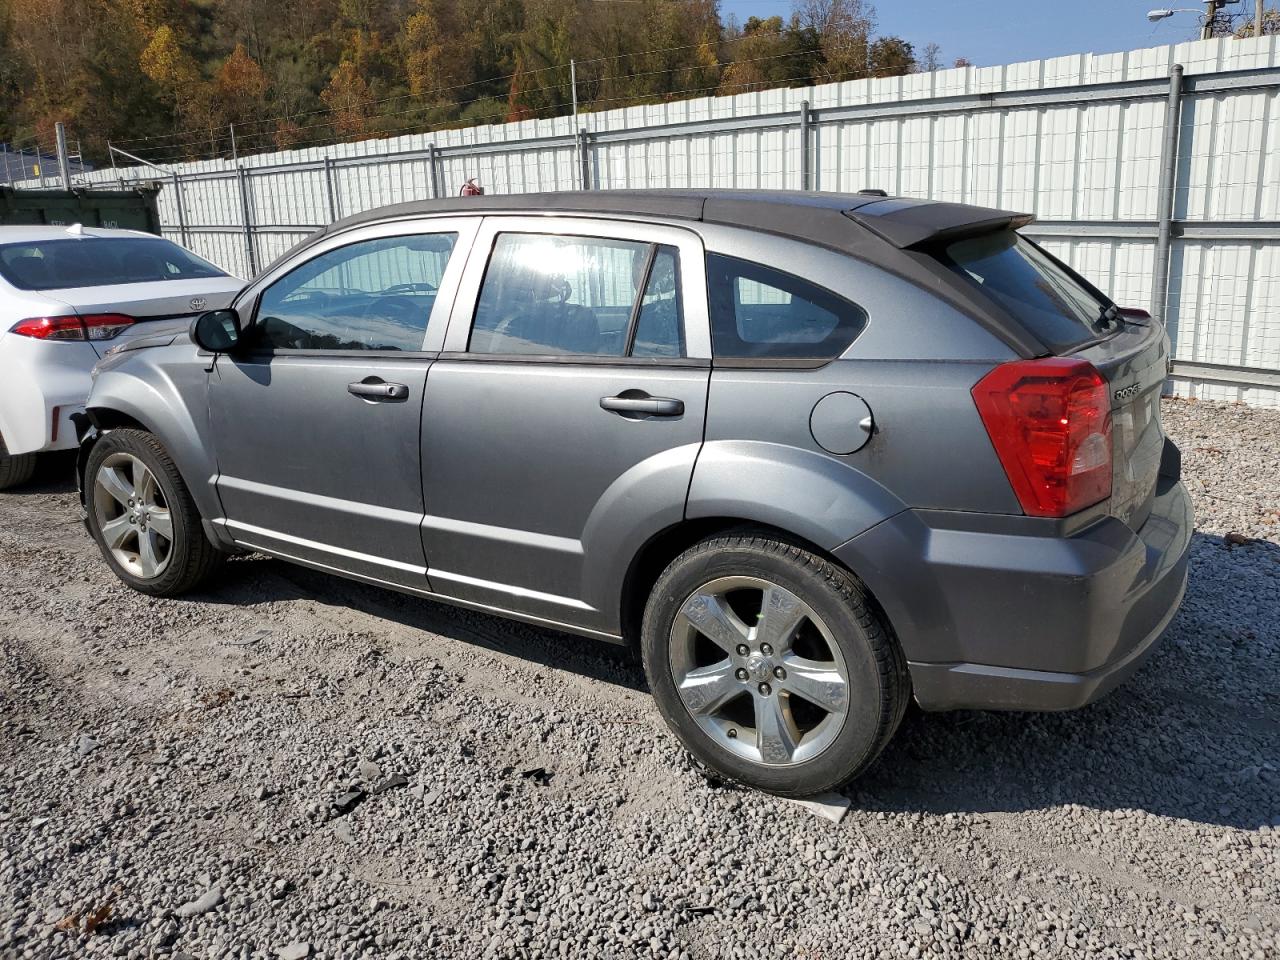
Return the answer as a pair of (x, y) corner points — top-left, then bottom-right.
(0, 0), (933, 166)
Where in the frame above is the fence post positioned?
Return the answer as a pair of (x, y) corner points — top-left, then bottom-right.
(1152, 63), (1184, 324)
(236, 165), (258, 276)
(578, 127), (591, 190)
(55, 123), (73, 190)
(800, 100), (812, 192)
(427, 144), (439, 199)
(170, 173), (190, 247)
(323, 155), (339, 222)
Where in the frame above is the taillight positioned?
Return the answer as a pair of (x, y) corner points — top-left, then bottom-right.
(972, 358), (1112, 518)
(10, 314), (134, 341)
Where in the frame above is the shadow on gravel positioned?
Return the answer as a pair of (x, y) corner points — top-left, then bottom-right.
(202, 554), (648, 692)
(852, 532), (1280, 831)
(3, 451), (77, 495)
(160, 527), (1280, 830)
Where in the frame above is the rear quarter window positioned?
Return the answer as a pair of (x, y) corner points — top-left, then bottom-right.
(937, 232), (1111, 352)
(706, 254), (868, 360)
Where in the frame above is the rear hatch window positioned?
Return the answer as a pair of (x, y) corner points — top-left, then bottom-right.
(937, 231), (1111, 353)
(0, 237), (225, 291)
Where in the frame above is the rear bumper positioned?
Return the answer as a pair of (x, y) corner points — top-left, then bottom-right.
(0, 336), (96, 455)
(836, 465), (1193, 712)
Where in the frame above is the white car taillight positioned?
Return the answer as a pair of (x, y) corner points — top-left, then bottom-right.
(10, 314), (135, 341)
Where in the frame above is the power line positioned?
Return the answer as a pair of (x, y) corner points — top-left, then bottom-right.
(134, 44), (830, 165)
(140, 57), (902, 170)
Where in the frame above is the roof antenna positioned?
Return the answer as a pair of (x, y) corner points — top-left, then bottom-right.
(66, 222), (85, 236)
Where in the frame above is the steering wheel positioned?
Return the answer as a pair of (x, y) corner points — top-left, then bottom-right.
(356, 295), (421, 325)
(385, 281), (437, 295)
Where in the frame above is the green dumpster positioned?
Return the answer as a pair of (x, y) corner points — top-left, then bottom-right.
(0, 186), (162, 233)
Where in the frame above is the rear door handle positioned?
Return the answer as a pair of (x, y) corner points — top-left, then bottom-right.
(600, 395), (684, 417)
(348, 379), (409, 401)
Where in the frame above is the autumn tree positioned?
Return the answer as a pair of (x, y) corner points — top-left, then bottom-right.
(796, 0), (873, 81)
(402, 0), (470, 101)
(868, 37), (914, 76)
(216, 44), (269, 127)
(321, 60), (372, 139)
(718, 17), (822, 95)
(1232, 7), (1279, 35)
(140, 25), (199, 107)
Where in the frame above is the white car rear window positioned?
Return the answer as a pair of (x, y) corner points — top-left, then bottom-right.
(0, 237), (225, 291)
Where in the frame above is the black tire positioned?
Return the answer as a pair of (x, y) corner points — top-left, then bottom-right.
(84, 428), (224, 596)
(0, 434), (37, 490)
(641, 532), (909, 797)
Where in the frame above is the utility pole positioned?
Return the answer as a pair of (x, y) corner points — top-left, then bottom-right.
(55, 123), (73, 190)
(570, 59), (579, 119)
(1203, 0), (1216, 39)
(1258, 0), (1266, 37)
(230, 123), (238, 162)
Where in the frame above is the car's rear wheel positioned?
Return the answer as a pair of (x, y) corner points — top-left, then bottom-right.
(642, 532), (908, 796)
(85, 428), (224, 596)
(0, 433), (37, 490)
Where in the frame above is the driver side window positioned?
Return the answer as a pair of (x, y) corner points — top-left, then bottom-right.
(255, 233), (458, 352)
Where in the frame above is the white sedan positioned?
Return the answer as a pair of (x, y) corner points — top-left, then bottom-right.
(0, 225), (243, 488)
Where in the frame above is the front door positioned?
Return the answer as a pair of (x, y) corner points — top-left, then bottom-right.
(420, 217), (712, 636)
(208, 220), (475, 587)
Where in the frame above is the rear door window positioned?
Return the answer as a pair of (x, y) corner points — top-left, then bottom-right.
(468, 234), (684, 358)
(937, 232), (1110, 352)
(0, 237), (225, 290)
(706, 254), (868, 360)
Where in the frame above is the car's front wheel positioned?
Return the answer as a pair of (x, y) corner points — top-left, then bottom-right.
(84, 428), (224, 596)
(642, 532), (908, 796)
(0, 433), (37, 490)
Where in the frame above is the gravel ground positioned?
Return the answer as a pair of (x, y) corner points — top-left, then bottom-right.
(1, 397), (1277, 960)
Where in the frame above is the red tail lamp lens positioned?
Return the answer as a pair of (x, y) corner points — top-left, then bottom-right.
(972, 358), (1113, 518)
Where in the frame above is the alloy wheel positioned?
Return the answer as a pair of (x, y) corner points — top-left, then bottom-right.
(92, 452), (174, 580)
(668, 575), (851, 766)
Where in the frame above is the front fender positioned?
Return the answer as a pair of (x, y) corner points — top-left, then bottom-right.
(83, 346), (221, 522)
(685, 440), (906, 552)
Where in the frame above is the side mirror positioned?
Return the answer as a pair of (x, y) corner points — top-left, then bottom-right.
(191, 309), (241, 353)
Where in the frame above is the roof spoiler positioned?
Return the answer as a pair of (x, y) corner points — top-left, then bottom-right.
(845, 199), (1035, 250)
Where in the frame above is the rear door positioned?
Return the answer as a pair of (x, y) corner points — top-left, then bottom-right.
(419, 216), (711, 635)
(207, 218), (477, 587)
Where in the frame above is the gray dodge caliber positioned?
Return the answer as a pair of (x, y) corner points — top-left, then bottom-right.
(76, 190), (1192, 796)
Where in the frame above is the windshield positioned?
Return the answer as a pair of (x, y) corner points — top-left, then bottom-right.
(938, 231), (1112, 352)
(0, 236), (226, 291)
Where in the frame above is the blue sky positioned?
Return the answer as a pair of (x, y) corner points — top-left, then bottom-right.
(719, 0), (1213, 66)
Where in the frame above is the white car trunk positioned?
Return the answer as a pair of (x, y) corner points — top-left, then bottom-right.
(38, 276), (244, 355)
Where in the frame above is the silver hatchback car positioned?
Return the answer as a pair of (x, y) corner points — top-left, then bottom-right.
(76, 191), (1192, 796)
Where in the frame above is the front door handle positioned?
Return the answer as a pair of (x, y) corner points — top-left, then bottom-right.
(348, 379), (409, 401)
(600, 394), (684, 417)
